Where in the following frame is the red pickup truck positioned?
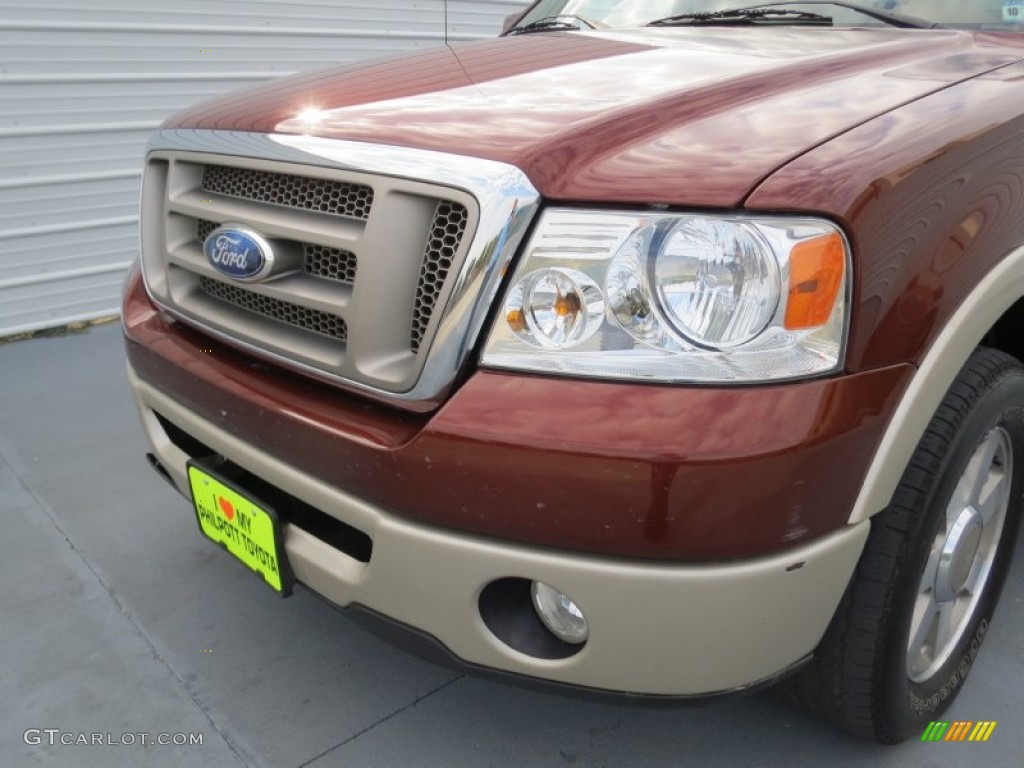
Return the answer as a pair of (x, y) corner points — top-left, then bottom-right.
(123, 1), (1024, 743)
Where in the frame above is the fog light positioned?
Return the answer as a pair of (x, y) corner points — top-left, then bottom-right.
(531, 581), (588, 645)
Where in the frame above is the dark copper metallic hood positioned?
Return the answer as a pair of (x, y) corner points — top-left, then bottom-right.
(164, 27), (1024, 207)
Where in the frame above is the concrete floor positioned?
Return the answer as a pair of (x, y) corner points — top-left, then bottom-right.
(1, 322), (1022, 768)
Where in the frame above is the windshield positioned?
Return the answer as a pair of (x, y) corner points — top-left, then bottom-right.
(513, 1), (1024, 30)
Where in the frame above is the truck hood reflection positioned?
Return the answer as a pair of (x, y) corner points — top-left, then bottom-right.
(165, 27), (1024, 206)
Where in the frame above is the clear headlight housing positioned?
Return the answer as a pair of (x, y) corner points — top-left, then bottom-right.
(481, 209), (849, 383)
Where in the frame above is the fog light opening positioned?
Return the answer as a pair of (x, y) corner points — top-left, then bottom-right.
(531, 581), (589, 645)
(478, 579), (585, 659)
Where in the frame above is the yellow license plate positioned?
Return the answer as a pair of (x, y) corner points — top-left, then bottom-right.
(188, 462), (293, 596)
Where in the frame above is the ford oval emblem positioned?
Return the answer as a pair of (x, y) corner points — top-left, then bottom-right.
(203, 225), (275, 282)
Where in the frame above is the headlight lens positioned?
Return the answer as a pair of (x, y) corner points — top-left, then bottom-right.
(653, 218), (780, 348)
(481, 209), (849, 383)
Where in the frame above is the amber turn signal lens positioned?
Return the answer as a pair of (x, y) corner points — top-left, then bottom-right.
(785, 233), (845, 330)
(554, 290), (582, 318)
(506, 307), (527, 332)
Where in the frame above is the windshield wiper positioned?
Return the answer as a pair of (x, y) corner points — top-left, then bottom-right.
(647, 7), (832, 27)
(755, 2), (938, 28)
(650, 2), (938, 30)
(507, 15), (597, 36)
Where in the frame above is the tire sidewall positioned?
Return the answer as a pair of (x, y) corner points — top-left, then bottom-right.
(882, 370), (1024, 737)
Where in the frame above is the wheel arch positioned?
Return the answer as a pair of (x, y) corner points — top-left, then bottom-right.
(850, 243), (1024, 524)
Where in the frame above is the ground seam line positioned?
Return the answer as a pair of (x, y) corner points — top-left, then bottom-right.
(0, 451), (255, 768)
(296, 674), (464, 768)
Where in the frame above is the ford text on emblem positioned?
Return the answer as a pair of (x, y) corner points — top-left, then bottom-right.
(203, 225), (275, 281)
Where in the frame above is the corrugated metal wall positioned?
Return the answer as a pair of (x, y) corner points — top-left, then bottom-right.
(0, 0), (526, 337)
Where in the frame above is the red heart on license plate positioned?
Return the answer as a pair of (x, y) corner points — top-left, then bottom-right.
(218, 497), (235, 521)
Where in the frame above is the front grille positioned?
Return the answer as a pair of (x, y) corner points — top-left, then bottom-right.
(412, 201), (469, 351)
(197, 219), (358, 285)
(144, 146), (491, 402)
(199, 277), (348, 341)
(202, 165), (374, 220)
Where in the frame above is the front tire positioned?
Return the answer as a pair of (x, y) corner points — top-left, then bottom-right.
(787, 347), (1024, 742)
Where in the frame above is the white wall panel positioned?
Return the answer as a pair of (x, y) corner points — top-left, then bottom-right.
(0, 0), (529, 336)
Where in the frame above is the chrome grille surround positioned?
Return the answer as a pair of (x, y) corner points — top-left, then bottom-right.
(140, 130), (540, 411)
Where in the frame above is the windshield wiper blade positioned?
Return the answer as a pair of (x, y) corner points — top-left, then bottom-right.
(751, 2), (937, 29)
(507, 15), (595, 36)
(650, 2), (938, 30)
(647, 7), (832, 27)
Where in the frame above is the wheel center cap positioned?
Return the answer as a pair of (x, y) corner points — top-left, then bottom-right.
(936, 506), (983, 602)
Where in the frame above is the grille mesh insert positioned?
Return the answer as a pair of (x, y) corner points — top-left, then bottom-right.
(411, 201), (468, 351)
(199, 277), (347, 341)
(197, 218), (217, 243)
(201, 165), (374, 220)
(304, 243), (358, 284)
(196, 220), (358, 285)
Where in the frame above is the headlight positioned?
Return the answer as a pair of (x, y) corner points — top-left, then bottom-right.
(481, 209), (849, 383)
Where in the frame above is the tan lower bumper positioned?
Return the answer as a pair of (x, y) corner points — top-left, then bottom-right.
(130, 363), (868, 696)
